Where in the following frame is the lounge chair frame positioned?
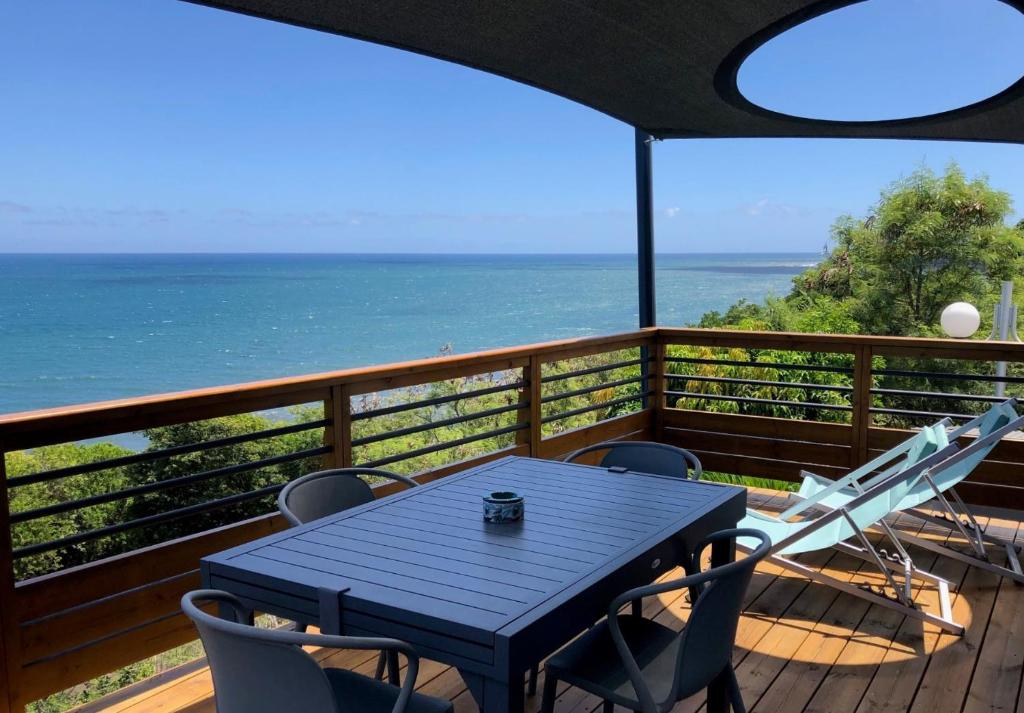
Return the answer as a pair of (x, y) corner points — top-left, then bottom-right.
(740, 443), (998, 635)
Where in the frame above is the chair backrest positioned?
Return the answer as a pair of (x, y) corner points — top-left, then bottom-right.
(566, 441), (702, 480)
(948, 398), (1019, 440)
(671, 529), (771, 700)
(278, 467), (417, 526)
(182, 590), (340, 713)
(835, 423), (947, 530)
(901, 403), (1024, 507)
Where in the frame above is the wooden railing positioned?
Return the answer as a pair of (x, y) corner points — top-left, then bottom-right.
(657, 328), (1024, 506)
(0, 330), (655, 712)
(1, 327), (1024, 712)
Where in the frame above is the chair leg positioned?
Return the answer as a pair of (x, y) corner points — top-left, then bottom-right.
(291, 621), (307, 633)
(727, 666), (746, 713)
(373, 651), (387, 681)
(528, 664), (539, 696)
(602, 701), (614, 713)
(541, 672), (558, 713)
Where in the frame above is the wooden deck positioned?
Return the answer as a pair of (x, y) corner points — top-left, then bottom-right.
(78, 489), (1024, 713)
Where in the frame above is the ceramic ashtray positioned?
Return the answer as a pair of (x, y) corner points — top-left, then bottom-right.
(483, 491), (524, 523)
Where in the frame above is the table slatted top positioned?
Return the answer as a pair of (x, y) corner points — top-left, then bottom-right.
(205, 456), (742, 642)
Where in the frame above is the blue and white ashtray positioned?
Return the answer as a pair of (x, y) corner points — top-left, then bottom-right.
(483, 491), (524, 523)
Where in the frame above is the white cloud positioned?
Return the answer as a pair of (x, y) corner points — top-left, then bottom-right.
(664, 206), (681, 218)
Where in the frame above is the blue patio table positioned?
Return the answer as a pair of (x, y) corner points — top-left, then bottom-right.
(201, 455), (746, 713)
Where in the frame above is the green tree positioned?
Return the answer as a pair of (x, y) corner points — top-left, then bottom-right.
(6, 442), (134, 578)
(685, 163), (1024, 429)
(668, 301), (864, 422)
(804, 164), (1023, 336)
(121, 410), (325, 548)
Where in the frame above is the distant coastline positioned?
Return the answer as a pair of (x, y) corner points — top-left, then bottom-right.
(0, 252), (817, 414)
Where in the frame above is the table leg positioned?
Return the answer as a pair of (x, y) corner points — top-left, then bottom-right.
(706, 536), (736, 713)
(460, 669), (524, 713)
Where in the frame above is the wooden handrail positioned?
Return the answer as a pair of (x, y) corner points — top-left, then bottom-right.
(4, 326), (1022, 440)
(0, 329), (655, 450)
(657, 327), (1024, 359)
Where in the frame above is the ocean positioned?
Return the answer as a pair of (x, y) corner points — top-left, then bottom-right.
(0, 253), (818, 414)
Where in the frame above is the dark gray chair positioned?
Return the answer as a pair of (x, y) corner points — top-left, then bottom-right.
(182, 590), (453, 713)
(565, 440), (704, 619)
(540, 528), (771, 713)
(564, 441), (703, 480)
(278, 467), (420, 527)
(278, 467), (419, 681)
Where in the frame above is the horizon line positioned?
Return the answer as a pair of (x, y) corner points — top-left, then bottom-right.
(0, 250), (824, 256)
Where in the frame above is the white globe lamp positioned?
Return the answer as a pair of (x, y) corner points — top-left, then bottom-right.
(940, 302), (981, 339)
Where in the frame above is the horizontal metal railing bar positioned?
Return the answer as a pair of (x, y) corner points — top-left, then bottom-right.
(10, 446), (331, 524)
(541, 392), (651, 424)
(350, 381), (524, 421)
(540, 358), (646, 383)
(541, 376), (645, 403)
(868, 407), (974, 422)
(6, 419), (330, 489)
(357, 423), (528, 468)
(871, 388), (1009, 404)
(351, 403), (523, 446)
(665, 391), (852, 411)
(664, 356), (853, 374)
(874, 368), (1024, 385)
(12, 480), (294, 559)
(666, 374), (853, 393)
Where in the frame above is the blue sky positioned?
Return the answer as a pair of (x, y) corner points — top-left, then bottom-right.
(2, 0), (1023, 253)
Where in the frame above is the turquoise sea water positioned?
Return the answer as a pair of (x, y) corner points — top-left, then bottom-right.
(0, 253), (817, 414)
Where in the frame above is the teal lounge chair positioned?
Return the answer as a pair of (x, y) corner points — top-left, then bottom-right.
(737, 433), (967, 634)
(789, 399), (1024, 583)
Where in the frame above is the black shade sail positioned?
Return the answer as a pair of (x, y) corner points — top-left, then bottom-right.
(187, 0), (1024, 143)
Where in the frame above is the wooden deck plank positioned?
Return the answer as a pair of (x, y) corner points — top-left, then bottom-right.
(789, 513), (949, 713)
(907, 512), (1005, 713)
(849, 509), (977, 713)
(752, 515), (928, 713)
(962, 515), (1024, 713)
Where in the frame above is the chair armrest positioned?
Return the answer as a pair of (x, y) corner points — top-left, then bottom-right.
(347, 467), (419, 490)
(609, 568), (718, 615)
(776, 470), (835, 520)
(682, 448), (703, 480)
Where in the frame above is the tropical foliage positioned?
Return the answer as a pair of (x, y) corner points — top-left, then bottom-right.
(678, 164), (1024, 426)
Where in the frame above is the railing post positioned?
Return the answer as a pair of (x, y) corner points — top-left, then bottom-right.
(325, 385), (353, 468)
(652, 339), (667, 441)
(0, 454), (23, 713)
(850, 346), (872, 468)
(520, 356), (543, 458)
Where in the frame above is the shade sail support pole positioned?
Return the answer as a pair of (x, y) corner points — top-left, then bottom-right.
(635, 128), (656, 328)
(635, 128), (656, 412)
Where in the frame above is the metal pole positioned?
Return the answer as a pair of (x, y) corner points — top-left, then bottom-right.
(994, 280), (1014, 397)
(635, 128), (655, 328)
(635, 128), (656, 410)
